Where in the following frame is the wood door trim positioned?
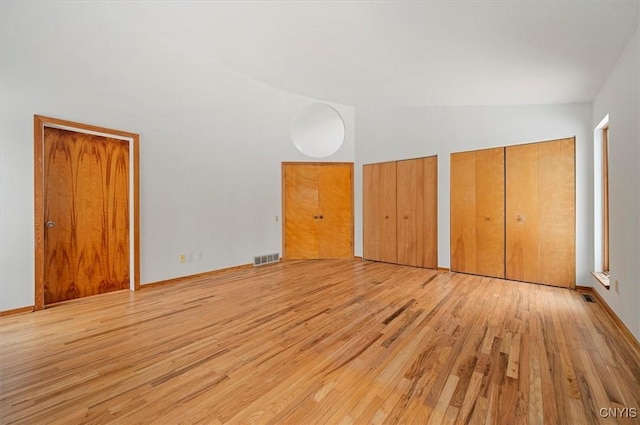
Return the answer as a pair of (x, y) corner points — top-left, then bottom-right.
(281, 162), (354, 259)
(34, 115), (140, 310)
(282, 161), (354, 166)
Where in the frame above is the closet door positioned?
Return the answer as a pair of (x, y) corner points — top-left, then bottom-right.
(363, 162), (397, 263)
(283, 164), (319, 259)
(283, 163), (354, 260)
(318, 163), (353, 259)
(506, 138), (575, 288)
(397, 157), (438, 268)
(450, 148), (505, 277)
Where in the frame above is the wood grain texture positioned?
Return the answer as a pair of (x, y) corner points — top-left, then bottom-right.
(283, 163), (353, 260)
(2, 260), (638, 424)
(34, 117), (45, 310)
(475, 148), (505, 278)
(450, 152), (478, 273)
(602, 127), (609, 272)
(396, 156), (438, 268)
(450, 151), (478, 274)
(34, 115), (140, 309)
(318, 163), (353, 259)
(506, 138), (575, 288)
(0, 306), (34, 317)
(283, 164), (319, 259)
(451, 148), (505, 278)
(43, 127), (130, 304)
(363, 162), (397, 263)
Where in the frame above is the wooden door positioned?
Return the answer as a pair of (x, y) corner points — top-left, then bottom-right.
(283, 163), (353, 259)
(363, 161), (397, 263)
(318, 164), (353, 258)
(450, 148), (505, 277)
(396, 156), (438, 268)
(506, 138), (575, 288)
(283, 164), (319, 259)
(44, 127), (130, 304)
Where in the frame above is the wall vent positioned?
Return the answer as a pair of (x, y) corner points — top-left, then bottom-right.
(253, 253), (280, 267)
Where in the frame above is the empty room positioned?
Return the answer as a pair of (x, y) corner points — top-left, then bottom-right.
(1, 1), (639, 424)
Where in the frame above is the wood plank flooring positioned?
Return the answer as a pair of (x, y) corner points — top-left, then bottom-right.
(1, 260), (639, 424)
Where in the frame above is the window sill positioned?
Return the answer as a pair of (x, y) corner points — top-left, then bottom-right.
(591, 272), (610, 289)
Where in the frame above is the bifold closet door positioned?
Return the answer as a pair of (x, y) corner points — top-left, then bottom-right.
(283, 163), (353, 260)
(396, 157), (437, 268)
(506, 138), (575, 288)
(450, 148), (505, 278)
(363, 162), (397, 263)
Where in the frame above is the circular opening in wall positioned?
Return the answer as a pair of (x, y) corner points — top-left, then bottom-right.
(290, 103), (345, 158)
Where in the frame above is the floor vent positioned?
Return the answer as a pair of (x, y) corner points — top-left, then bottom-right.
(253, 253), (280, 267)
(582, 293), (596, 303)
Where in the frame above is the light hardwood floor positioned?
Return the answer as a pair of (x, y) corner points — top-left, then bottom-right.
(1, 260), (639, 424)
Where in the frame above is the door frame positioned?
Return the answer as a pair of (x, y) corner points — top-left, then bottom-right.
(34, 115), (140, 310)
(281, 162), (354, 260)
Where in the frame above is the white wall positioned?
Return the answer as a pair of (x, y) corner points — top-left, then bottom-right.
(354, 103), (593, 286)
(0, 2), (354, 311)
(592, 25), (640, 340)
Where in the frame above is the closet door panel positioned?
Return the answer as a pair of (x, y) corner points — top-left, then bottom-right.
(506, 138), (575, 287)
(283, 164), (319, 259)
(422, 156), (438, 269)
(363, 162), (397, 263)
(475, 148), (505, 278)
(450, 151), (477, 273)
(537, 138), (575, 287)
(397, 158), (423, 267)
(451, 148), (504, 277)
(506, 144), (540, 282)
(397, 157), (437, 268)
(318, 163), (353, 259)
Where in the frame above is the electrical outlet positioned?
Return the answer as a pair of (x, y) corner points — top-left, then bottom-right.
(195, 251), (202, 261)
(179, 254), (186, 263)
(275, 215), (279, 222)
(186, 253), (193, 262)
(615, 280), (620, 294)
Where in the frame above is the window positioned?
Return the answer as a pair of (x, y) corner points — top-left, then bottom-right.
(592, 115), (610, 288)
(602, 125), (609, 274)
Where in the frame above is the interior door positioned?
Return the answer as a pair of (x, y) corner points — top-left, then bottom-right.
(450, 148), (504, 277)
(283, 163), (353, 259)
(396, 156), (438, 268)
(318, 163), (353, 258)
(44, 127), (130, 304)
(283, 164), (319, 259)
(363, 161), (397, 263)
(506, 138), (575, 287)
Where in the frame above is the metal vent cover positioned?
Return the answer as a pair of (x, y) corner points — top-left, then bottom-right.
(253, 253), (280, 267)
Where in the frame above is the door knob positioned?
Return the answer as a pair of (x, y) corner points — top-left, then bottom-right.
(46, 221), (56, 228)
(319, 215), (324, 219)
(313, 215), (318, 219)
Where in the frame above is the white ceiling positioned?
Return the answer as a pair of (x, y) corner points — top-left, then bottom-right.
(127, 1), (638, 107)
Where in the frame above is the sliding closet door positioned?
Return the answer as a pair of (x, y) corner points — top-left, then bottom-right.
(363, 162), (397, 263)
(397, 157), (437, 268)
(450, 148), (505, 278)
(506, 138), (575, 288)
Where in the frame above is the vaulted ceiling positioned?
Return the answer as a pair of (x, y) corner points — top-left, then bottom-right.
(79, 1), (640, 107)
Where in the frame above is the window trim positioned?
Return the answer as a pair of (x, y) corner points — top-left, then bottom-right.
(593, 115), (610, 289)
